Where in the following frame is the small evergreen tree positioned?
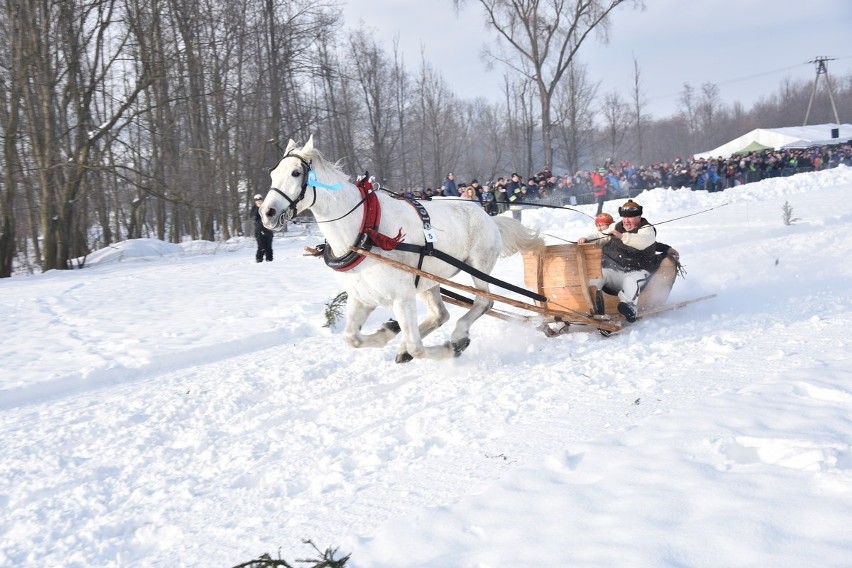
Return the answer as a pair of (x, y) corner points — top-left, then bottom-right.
(323, 292), (348, 328)
(782, 201), (800, 226)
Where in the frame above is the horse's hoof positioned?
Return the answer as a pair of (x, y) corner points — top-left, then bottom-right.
(395, 351), (413, 364)
(382, 319), (401, 334)
(451, 337), (471, 357)
(539, 323), (561, 338)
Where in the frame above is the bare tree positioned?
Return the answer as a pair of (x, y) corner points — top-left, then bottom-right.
(461, 98), (510, 183)
(315, 37), (360, 174)
(127, 0), (178, 241)
(1, 0), (26, 276)
(600, 90), (629, 160)
(454, 0), (642, 171)
(391, 38), (413, 186)
(698, 81), (722, 142)
(346, 29), (406, 185)
(412, 57), (464, 189)
(14, 0), (154, 270)
(502, 74), (538, 177)
(552, 60), (598, 173)
(630, 55), (648, 164)
(677, 82), (698, 138)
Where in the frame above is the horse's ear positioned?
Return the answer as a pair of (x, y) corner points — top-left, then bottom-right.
(284, 139), (296, 155)
(302, 134), (315, 155)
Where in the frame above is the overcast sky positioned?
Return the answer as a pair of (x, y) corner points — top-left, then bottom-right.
(341, 0), (852, 119)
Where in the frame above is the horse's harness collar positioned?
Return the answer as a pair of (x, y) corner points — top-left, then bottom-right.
(319, 174), (406, 272)
(321, 175), (377, 271)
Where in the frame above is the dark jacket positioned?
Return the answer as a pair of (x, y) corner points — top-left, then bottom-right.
(442, 177), (459, 196)
(506, 180), (524, 202)
(252, 205), (271, 238)
(602, 218), (657, 272)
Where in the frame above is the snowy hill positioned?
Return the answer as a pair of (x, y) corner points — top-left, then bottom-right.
(2, 167), (851, 567)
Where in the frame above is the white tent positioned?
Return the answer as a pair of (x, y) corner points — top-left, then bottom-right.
(694, 123), (852, 160)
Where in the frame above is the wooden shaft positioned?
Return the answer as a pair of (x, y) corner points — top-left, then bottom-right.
(350, 247), (622, 332)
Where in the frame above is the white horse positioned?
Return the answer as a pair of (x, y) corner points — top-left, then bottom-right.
(261, 136), (543, 363)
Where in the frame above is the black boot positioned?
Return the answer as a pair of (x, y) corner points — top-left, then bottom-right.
(595, 288), (605, 315)
(588, 286), (606, 315)
(617, 301), (637, 323)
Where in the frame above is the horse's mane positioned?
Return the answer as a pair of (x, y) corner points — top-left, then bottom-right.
(296, 147), (350, 186)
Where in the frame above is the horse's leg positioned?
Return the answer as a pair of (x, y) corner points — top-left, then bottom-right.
(392, 294), (462, 363)
(395, 287), (450, 363)
(391, 296), (425, 363)
(448, 277), (494, 356)
(343, 297), (399, 349)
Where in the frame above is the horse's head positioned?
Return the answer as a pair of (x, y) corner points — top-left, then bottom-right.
(262, 136), (318, 231)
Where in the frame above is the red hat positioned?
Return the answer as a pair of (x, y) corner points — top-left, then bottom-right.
(595, 213), (614, 225)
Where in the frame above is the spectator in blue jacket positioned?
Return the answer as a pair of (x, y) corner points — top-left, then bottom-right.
(442, 172), (459, 196)
(706, 162), (721, 192)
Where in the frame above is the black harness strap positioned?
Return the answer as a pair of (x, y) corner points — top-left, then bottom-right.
(402, 198), (434, 288)
(392, 242), (547, 303)
(353, 192), (546, 303)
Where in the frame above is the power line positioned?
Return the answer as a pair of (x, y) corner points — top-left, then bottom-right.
(645, 62), (808, 104)
(645, 56), (852, 108)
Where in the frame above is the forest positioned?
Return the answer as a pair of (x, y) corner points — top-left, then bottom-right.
(1, 0), (850, 276)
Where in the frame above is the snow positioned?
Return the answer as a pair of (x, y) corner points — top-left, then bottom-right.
(2, 167), (852, 567)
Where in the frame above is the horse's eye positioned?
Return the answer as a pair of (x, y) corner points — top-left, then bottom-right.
(291, 169), (301, 177)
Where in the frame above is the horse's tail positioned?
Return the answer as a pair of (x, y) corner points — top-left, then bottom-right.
(493, 216), (545, 257)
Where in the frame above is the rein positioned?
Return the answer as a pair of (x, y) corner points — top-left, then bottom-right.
(652, 201), (731, 226)
(541, 201), (733, 244)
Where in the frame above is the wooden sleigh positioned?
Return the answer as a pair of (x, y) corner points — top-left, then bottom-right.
(348, 243), (714, 336)
(521, 243), (713, 336)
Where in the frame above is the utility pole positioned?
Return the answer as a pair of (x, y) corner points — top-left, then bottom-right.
(803, 56), (841, 126)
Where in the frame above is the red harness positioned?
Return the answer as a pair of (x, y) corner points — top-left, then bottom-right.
(324, 177), (404, 272)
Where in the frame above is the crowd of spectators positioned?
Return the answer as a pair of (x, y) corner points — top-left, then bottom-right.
(402, 142), (852, 213)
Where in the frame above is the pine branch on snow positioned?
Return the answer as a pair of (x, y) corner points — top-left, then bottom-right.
(323, 292), (348, 328)
(782, 200), (800, 225)
(231, 540), (350, 568)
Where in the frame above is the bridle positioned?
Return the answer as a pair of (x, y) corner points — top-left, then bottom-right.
(268, 151), (317, 223)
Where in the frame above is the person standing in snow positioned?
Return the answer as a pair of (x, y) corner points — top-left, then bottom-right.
(590, 167), (608, 214)
(251, 194), (274, 262)
(578, 200), (656, 322)
(441, 172), (459, 197)
(480, 183), (496, 215)
(506, 172), (524, 203)
(492, 176), (509, 213)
